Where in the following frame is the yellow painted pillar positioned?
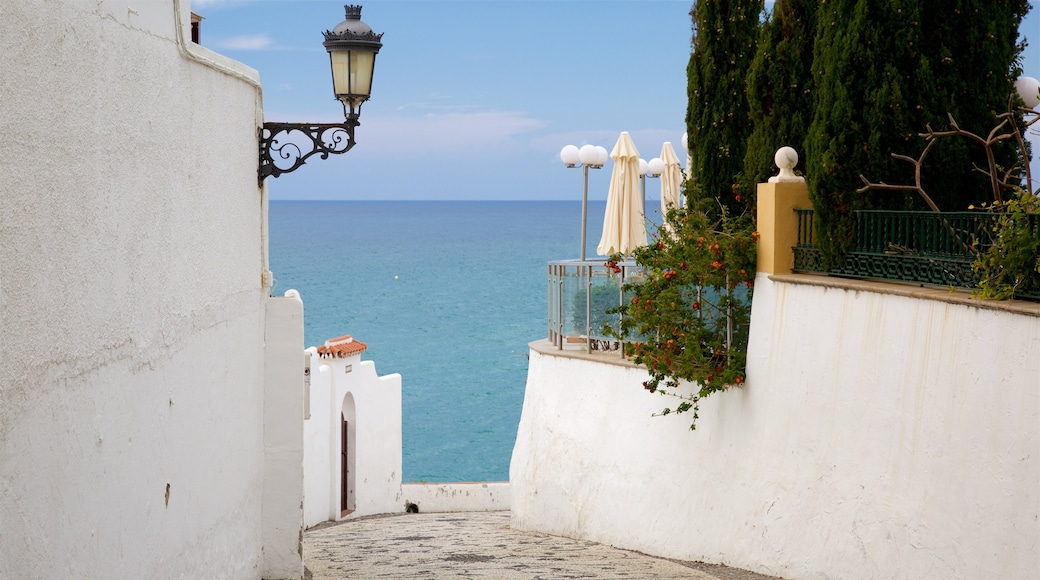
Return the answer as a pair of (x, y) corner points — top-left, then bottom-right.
(756, 147), (811, 275)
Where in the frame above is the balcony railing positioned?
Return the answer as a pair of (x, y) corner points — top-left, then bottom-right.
(546, 260), (753, 361)
(793, 209), (1040, 299)
(547, 260), (641, 355)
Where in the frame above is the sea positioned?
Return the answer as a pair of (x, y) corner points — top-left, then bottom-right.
(269, 199), (660, 483)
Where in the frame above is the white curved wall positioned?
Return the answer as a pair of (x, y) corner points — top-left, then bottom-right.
(0, 1), (288, 577)
(511, 274), (1039, 580)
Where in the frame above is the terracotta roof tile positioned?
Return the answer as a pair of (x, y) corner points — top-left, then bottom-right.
(317, 334), (367, 358)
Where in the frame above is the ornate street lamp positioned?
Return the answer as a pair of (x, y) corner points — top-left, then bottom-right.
(258, 5), (384, 184)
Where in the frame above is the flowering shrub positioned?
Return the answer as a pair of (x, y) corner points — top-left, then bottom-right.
(972, 190), (1040, 300)
(605, 199), (757, 429)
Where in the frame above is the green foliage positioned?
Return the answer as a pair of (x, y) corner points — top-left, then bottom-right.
(803, 0), (1030, 267)
(686, 0), (763, 220)
(605, 196), (757, 430)
(972, 191), (1040, 300)
(740, 0), (817, 199)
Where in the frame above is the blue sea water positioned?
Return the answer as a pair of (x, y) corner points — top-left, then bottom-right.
(269, 200), (622, 482)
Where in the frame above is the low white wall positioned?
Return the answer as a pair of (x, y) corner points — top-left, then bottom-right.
(402, 482), (510, 513)
(510, 274), (1039, 580)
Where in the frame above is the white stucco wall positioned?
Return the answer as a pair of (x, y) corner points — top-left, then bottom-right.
(511, 274), (1039, 580)
(0, 1), (303, 578)
(263, 295), (305, 580)
(303, 351), (402, 528)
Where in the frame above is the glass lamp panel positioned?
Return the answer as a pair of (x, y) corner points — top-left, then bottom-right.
(330, 49), (376, 99)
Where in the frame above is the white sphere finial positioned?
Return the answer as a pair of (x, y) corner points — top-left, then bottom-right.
(768, 146), (804, 183)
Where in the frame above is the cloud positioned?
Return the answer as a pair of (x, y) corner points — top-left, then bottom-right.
(217, 34), (273, 50)
(191, 0), (244, 7)
(358, 110), (550, 155)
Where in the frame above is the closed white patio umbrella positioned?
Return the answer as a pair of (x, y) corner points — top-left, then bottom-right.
(597, 132), (646, 256)
(659, 141), (683, 217)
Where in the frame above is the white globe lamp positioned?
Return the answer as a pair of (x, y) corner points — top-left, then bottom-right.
(1015, 76), (1040, 110)
(647, 157), (665, 178)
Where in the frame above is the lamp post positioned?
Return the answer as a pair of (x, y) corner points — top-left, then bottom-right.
(258, 5), (383, 185)
(561, 144), (609, 261)
(638, 158), (648, 216)
(645, 156), (664, 222)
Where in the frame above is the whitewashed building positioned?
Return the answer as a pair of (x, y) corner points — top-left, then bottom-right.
(1, 1), (304, 578)
(304, 335), (403, 528)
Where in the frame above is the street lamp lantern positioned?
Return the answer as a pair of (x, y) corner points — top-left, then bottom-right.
(324, 5), (384, 120)
(259, 4), (384, 184)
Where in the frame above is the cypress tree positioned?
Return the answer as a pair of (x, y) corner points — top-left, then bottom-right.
(913, 0), (1030, 207)
(804, 0), (1030, 264)
(740, 0), (817, 201)
(685, 0), (763, 220)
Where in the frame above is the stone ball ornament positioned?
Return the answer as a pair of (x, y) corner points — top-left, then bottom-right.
(769, 146), (804, 183)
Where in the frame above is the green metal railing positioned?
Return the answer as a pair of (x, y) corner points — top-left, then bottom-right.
(793, 209), (1040, 299)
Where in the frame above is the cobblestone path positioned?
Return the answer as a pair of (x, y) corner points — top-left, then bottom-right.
(304, 511), (785, 580)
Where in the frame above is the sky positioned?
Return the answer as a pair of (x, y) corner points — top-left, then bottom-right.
(196, 0), (1039, 201)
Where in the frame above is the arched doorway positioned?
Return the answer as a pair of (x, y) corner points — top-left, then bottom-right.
(339, 393), (356, 516)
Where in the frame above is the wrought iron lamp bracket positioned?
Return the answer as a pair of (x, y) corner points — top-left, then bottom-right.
(258, 119), (359, 185)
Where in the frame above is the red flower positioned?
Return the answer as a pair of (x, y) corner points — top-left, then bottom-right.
(710, 260), (723, 269)
(735, 194), (742, 202)
(734, 376), (744, 384)
(692, 301), (700, 309)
